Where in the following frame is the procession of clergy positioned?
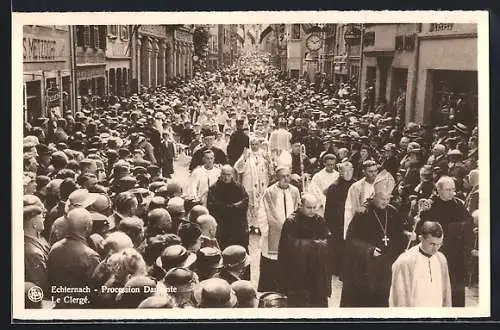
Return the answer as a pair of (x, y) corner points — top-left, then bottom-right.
(23, 53), (479, 309)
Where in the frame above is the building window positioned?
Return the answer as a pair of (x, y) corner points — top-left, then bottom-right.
(108, 25), (118, 37)
(93, 25), (99, 49)
(83, 26), (91, 48)
(395, 36), (404, 51)
(46, 77), (57, 89)
(120, 25), (129, 40)
(363, 31), (375, 47)
(404, 35), (415, 51)
(76, 26), (84, 47)
(292, 24), (301, 39)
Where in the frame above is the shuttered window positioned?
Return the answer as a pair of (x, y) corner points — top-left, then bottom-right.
(93, 25), (99, 49)
(83, 26), (91, 47)
(98, 26), (107, 50)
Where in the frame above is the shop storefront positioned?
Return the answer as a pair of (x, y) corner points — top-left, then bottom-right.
(414, 23), (477, 125)
(23, 25), (71, 122)
(77, 65), (106, 97)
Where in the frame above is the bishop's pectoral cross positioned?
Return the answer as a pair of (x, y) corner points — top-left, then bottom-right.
(382, 235), (390, 247)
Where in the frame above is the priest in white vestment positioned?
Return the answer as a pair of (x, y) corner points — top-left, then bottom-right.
(186, 150), (221, 207)
(234, 137), (272, 233)
(257, 166), (301, 292)
(307, 154), (339, 217)
(343, 160), (379, 239)
(389, 221), (452, 307)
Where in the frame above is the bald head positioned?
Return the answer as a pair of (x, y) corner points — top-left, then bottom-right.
(338, 161), (354, 181)
(196, 214), (218, 237)
(300, 193), (318, 217)
(103, 231), (134, 256)
(65, 208), (93, 237)
(220, 165), (234, 183)
(165, 181), (183, 198)
(436, 176), (455, 201)
(188, 205), (209, 223)
(147, 208), (173, 235)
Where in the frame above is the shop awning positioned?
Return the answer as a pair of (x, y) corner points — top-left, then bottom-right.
(259, 25), (274, 44)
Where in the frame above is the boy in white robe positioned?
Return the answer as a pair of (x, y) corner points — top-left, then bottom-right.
(389, 221), (452, 307)
(187, 150), (221, 207)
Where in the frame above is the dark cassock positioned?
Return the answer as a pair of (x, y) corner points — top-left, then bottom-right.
(340, 179), (405, 307)
(277, 211), (331, 307)
(189, 146), (227, 172)
(419, 195), (472, 307)
(226, 124), (249, 166)
(207, 177), (250, 252)
(324, 176), (356, 277)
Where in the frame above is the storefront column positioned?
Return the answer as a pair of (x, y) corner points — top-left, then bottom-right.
(159, 41), (166, 86)
(152, 38), (159, 87)
(141, 36), (152, 88)
(165, 43), (172, 79)
(178, 44), (182, 77)
(136, 36), (142, 90)
(405, 65), (417, 124)
(41, 71), (47, 117)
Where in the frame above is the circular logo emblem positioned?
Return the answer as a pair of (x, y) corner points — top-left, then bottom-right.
(27, 286), (43, 303)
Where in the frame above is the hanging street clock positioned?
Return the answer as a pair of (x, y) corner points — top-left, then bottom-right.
(305, 32), (323, 52)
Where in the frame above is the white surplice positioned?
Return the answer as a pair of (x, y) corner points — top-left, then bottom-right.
(307, 168), (340, 217)
(187, 165), (221, 206)
(234, 151), (271, 227)
(343, 177), (375, 239)
(413, 252), (444, 307)
(257, 182), (301, 260)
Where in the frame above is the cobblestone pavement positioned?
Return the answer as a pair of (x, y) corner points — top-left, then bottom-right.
(172, 155), (478, 307)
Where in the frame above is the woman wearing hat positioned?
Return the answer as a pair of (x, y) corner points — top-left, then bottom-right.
(162, 267), (199, 308)
(193, 278), (238, 308)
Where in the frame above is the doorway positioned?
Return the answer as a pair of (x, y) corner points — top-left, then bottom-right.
(391, 68), (408, 118)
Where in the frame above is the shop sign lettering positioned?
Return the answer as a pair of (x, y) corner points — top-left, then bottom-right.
(23, 34), (66, 62)
(77, 66), (105, 79)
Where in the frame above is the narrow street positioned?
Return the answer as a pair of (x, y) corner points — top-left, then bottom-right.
(172, 154), (478, 307)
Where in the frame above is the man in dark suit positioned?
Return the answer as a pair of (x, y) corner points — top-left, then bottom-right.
(158, 132), (176, 178)
(47, 208), (101, 308)
(189, 129), (227, 172)
(226, 119), (249, 166)
(24, 205), (51, 294)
